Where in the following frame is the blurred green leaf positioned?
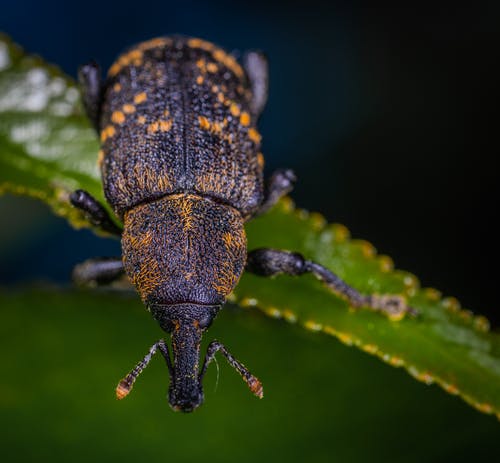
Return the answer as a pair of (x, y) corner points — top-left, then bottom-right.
(0, 33), (105, 231)
(0, 288), (499, 463)
(1, 33), (500, 420)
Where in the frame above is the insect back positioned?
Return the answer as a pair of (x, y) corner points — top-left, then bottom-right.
(94, 37), (267, 412)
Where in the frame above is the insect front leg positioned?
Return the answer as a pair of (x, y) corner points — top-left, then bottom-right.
(70, 189), (122, 236)
(243, 51), (268, 119)
(72, 257), (125, 287)
(255, 169), (296, 216)
(78, 61), (103, 131)
(246, 248), (417, 319)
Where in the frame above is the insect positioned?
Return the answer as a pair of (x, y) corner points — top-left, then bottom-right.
(71, 36), (414, 413)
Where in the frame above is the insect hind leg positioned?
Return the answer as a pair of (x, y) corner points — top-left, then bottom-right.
(246, 248), (417, 319)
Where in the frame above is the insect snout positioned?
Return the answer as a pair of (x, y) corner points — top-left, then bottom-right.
(168, 381), (204, 413)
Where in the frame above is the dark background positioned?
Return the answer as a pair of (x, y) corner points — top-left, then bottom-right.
(1, 1), (498, 325)
(1, 2), (500, 462)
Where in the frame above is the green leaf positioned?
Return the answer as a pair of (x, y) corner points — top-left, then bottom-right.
(0, 288), (498, 463)
(1, 33), (499, 420)
(0, 33), (105, 231)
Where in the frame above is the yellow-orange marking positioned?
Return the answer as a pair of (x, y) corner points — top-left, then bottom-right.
(147, 121), (159, 134)
(111, 111), (125, 124)
(109, 49), (144, 77)
(113, 83), (122, 92)
(230, 103), (240, 117)
(212, 48), (244, 79)
(196, 75), (204, 85)
(199, 115), (211, 130)
(134, 92), (147, 104)
(188, 38), (215, 52)
(147, 119), (172, 134)
(179, 197), (194, 231)
(100, 125), (116, 142)
(206, 62), (218, 73)
(248, 128), (261, 144)
(123, 104), (136, 114)
(137, 115), (146, 124)
(196, 59), (206, 72)
(239, 112), (251, 126)
(159, 120), (173, 132)
(257, 152), (265, 168)
(137, 37), (172, 51)
(97, 149), (105, 166)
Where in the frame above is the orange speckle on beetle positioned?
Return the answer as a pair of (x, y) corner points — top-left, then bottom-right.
(188, 38), (215, 52)
(211, 48), (244, 79)
(97, 149), (105, 166)
(134, 92), (147, 104)
(206, 62), (218, 73)
(230, 103), (240, 117)
(239, 112), (251, 126)
(159, 120), (173, 132)
(100, 125), (116, 142)
(147, 121), (160, 134)
(111, 111), (125, 124)
(199, 115), (211, 130)
(147, 119), (172, 134)
(137, 37), (172, 51)
(248, 128), (261, 144)
(122, 104), (136, 114)
(196, 75), (204, 85)
(113, 83), (122, 92)
(257, 152), (265, 168)
(137, 115), (146, 124)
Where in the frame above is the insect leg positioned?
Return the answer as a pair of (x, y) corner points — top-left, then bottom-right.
(200, 340), (263, 398)
(243, 51), (268, 119)
(72, 257), (125, 287)
(78, 61), (103, 131)
(255, 169), (296, 216)
(70, 189), (122, 236)
(246, 248), (417, 319)
(116, 339), (172, 399)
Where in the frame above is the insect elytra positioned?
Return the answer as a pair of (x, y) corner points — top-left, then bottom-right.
(71, 36), (414, 412)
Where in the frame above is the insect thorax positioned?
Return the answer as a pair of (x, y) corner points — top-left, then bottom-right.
(121, 194), (247, 307)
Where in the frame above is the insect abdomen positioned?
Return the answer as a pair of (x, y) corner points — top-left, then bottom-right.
(99, 36), (264, 218)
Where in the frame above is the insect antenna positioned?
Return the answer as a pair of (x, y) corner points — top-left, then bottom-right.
(116, 339), (172, 399)
(200, 340), (263, 398)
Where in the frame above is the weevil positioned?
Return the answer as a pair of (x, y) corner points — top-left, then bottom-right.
(71, 36), (414, 413)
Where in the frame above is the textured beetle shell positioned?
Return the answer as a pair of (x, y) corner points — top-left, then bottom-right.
(100, 36), (264, 219)
(122, 194), (246, 305)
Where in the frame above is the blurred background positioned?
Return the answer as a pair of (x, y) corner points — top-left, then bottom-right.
(1, 2), (499, 462)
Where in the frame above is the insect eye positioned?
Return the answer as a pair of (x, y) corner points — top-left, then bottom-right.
(198, 313), (215, 329)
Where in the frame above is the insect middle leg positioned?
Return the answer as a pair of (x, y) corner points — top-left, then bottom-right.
(70, 189), (122, 236)
(72, 257), (125, 287)
(255, 169), (296, 216)
(246, 248), (417, 318)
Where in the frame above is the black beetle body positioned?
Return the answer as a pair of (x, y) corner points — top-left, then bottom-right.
(72, 36), (414, 413)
